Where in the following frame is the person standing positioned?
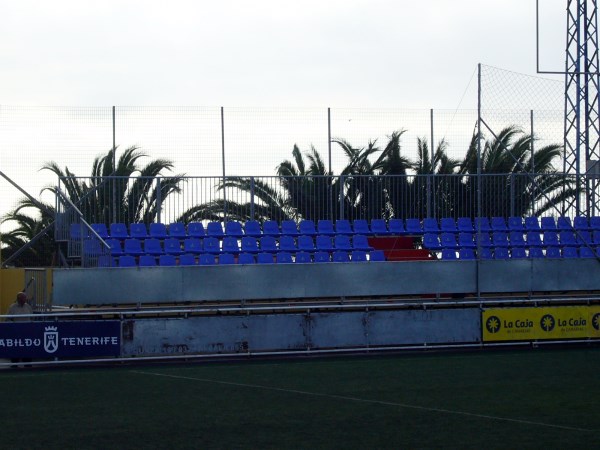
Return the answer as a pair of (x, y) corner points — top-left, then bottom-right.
(6, 292), (33, 367)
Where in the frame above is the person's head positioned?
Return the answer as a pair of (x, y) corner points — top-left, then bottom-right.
(16, 292), (27, 305)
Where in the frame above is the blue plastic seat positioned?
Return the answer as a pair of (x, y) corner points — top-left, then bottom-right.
(219, 253), (236, 265)
(457, 217), (474, 233)
(276, 252), (294, 264)
(509, 231), (526, 248)
(478, 247), (493, 259)
(526, 231), (543, 247)
(317, 219), (335, 236)
(260, 236), (278, 253)
(573, 216), (590, 231)
(199, 254), (216, 265)
(316, 235), (334, 252)
(164, 238), (183, 255)
(353, 219), (371, 235)
(203, 237), (221, 254)
(281, 220), (300, 236)
(440, 218), (457, 233)
(576, 230), (592, 246)
(404, 218), (422, 235)
(130, 223), (148, 239)
(297, 235), (316, 252)
(459, 248), (476, 260)
(540, 217), (557, 232)
(473, 217), (491, 233)
(91, 223), (109, 239)
(241, 236), (260, 253)
(295, 251), (312, 263)
(562, 247), (579, 258)
(278, 235), (297, 252)
(491, 217), (508, 232)
(159, 254), (177, 266)
(458, 232), (476, 249)
(590, 216), (600, 231)
(314, 251), (331, 263)
(335, 219), (353, 235)
(144, 238), (164, 256)
(491, 232), (509, 248)
(528, 247), (545, 258)
(244, 220), (262, 237)
(183, 238), (203, 254)
(546, 247), (561, 258)
(388, 218), (405, 235)
(369, 250), (386, 261)
(351, 250), (368, 262)
(557, 216), (573, 231)
(123, 238), (144, 256)
(238, 253), (255, 264)
(507, 217), (524, 232)
(579, 246), (596, 258)
(179, 254), (197, 266)
(257, 253), (274, 264)
(110, 223), (128, 239)
(118, 255), (136, 267)
(441, 249), (457, 260)
(510, 247), (527, 259)
(422, 233), (441, 250)
(168, 222), (187, 239)
(370, 219), (389, 235)
(543, 231), (560, 247)
(188, 222), (206, 238)
(333, 235), (353, 251)
(559, 231), (577, 247)
(139, 255), (157, 267)
(475, 233), (492, 248)
(299, 220), (317, 236)
(225, 221), (244, 237)
(593, 230), (600, 245)
(149, 223), (168, 239)
(221, 236), (240, 254)
(106, 238), (124, 256)
(524, 216), (541, 232)
(262, 220), (280, 236)
(423, 218), (439, 233)
(440, 233), (458, 249)
(332, 251), (350, 263)
(207, 221), (225, 238)
(494, 247), (509, 259)
(352, 235), (373, 251)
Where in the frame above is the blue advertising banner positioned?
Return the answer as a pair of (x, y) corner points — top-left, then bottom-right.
(0, 321), (120, 358)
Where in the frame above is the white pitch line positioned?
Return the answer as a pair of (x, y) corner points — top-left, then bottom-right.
(130, 370), (595, 433)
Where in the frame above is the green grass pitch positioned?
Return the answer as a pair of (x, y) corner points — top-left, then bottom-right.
(1, 348), (599, 449)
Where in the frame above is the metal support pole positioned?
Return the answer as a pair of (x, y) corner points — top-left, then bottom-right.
(530, 110), (536, 215)
(429, 108), (435, 218)
(112, 106), (116, 224)
(476, 63), (482, 297)
(221, 106), (227, 220)
(328, 107), (333, 220)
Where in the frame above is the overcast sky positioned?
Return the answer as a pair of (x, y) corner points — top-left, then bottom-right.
(0, 0), (565, 109)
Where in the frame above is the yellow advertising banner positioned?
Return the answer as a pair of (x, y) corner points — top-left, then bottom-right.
(483, 306), (600, 342)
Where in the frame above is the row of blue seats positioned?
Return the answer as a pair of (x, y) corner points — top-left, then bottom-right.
(440, 246), (599, 260)
(422, 230), (600, 250)
(99, 250), (387, 267)
(85, 235), (375, 256)
(72, 215), (600, 241)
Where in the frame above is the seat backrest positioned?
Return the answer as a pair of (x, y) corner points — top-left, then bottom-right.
(423, 218), (439, 233)
(526, 231), (543, 247)
(106, 238), (123, 255)
(188, 222), (205, 237)
(369, 250), (386, 261)
(370, 219), (389, 235)
(207, 221), (224, 237)
(457, 217), (474, 233)
(139, 255), (157, 267)
(276, 252), (293, 264)
(144, 238), (164, 255)
(441, 249), (457, 260)
(244, 220), (262, 237)
(458, 232), (475, 247)
(219, 253), (236, 265)
(238, 253), (255, 264)
(299, 220), (317, 235)
(352, 234), (373, 250)
(440, 218), (457, 233)
(573, 216), (589, 230)
(524, 216), (541, 231)
(543, 231), (560, 247)
(159, 254), (177, 266)
(262, 220), (280, 236)
(388, 218), (405, 235)
(335, 219), (353, 235)
(351, 250), (368, 262)
(260, 236), (278, 252)
(110, 223), (128, 239)
(241, 236), (259, 253)
(475, 233), (492, 247)
(225, 221), (244, 237)
(590, 216), (600, 230)
(333, 235), (352, 250)
(478, 247), (493, 259)
(473, 217), (491, 232)
(198, 254), (216, 265)
(295, 251), (312, 263)
(118, 255), (136, 267)
(332, 251), (350, 263)
(179, 254), (197, 266)
(494, 247), (509, 259)
(183, 238), (202, 254)
(509, 231), (525, 246)
(203, 237), (221, 253)
(221, 236), (240, 253)
(316, 235), (333, 250)
(149, 223), (168, 239)
(91, 223), (109, 239)
(314, 251), (330, 263)
(510, 247), (527, 259)
(540, 216), (557, 231)
(317, 220), (335, 235)
(164, 238), (183, 254)
(404, 218), (422, 234)
(168, 222), (187, 238)
(579, 246), (596, 258)
(556, 216), (573, 231)
(528, 247), (545, 258)
(440, 233), (457, 248)
(459, 248), (475, 260)
(423, 233), (440, 249)
(546, 247), (561, 258)
(562, 247), (579, 258)
(297, 235), (315, 251)
(353, 219), (371, 235)
(278, 235), (297, 252)
(491, 232), (509, 247)
(124, 238), (144, 255)
(507, 217), (523, 231)
(257, 252), (274, 264)
(281, 220), (299, 236)
(559, 231), (577, 246)
(491, 217), (507, 231)
(130, 223), (148, 239)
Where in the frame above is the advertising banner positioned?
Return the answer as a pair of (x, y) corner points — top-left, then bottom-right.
(0, 321), (120, 358)
(483, 306), (600, 342)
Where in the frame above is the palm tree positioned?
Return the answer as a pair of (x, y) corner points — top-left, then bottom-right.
(1, 146), (186, 267)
